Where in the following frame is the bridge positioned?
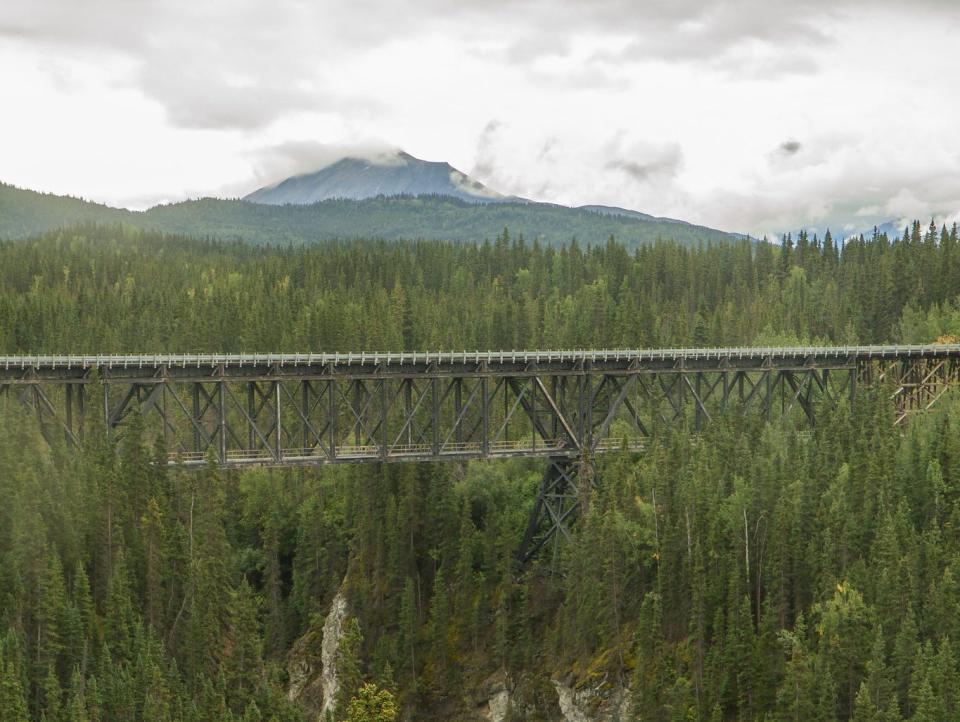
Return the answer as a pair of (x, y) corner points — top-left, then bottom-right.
(2, 345), (958, 561)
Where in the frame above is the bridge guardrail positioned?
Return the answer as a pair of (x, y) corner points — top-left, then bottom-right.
(3, 344), (960, 371)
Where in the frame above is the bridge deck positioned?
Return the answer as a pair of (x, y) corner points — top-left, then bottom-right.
(1, 344), (959, 380)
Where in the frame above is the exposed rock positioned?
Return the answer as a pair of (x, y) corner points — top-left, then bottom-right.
(320, 588), (349, 720)
(286, 619), (324, 715)
(487, 689), (510, 721)
(476, 669), (511, 722)
(286, 585), (349, 721)
(552, 679), (632, 722)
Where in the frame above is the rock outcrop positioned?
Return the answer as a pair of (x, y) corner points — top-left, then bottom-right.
(552, 679), (632, 722)
(287, 585), (350, 721)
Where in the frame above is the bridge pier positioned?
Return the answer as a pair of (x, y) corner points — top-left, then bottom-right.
(517, 456), (596, 565)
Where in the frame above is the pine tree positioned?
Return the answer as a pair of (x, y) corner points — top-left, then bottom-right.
(0, 659), (30, 722)
(64, 666), (88, 722)
(425, 567), (453, 694)
(224, 579), (264, 715)
(35, 552), (68, 684)
(335, 618), (364, 720)
(852, 681), (880, 722)
(397, 577), (418, 698)
(343, 682), (398, 722)
(40, 663), (63, 722)
(140, 661), (173, 722)
(910, 672), (943, 722)
(631, 593), (666, 720)
(891, 604), (918, 713)
(776, 613), (816, 722)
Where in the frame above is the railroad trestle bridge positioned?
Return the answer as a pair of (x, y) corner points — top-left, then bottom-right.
(2, 345), (958, 561)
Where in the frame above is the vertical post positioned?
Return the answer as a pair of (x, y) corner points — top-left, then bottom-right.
(77, 382), (85, 442)
(219, 380), (227, 464)
(454, 378), (462, 446)
(694, 372), (703, 431)
(162, 383), (170, 451)
(677, 359), (686, 420)
(580, 361), (593, 449)
(248, 382), (256, 452)
(274, 380), (282, 461)
(65, 383), (74, 447)
(354, 381), (362, 447)
(103, 384), (111, 439)
(329, 378), (337, 460)
(531, 377), (537, 452)
(850, 365), (857, 408)
(481, 375), (489, 456)
(503, 376), (510, 444)
(380, 378), (388, 458)
(765, 371), (772, 422)
(551, 375), (560, 440)
(779, 371), (786, 417)
(192, 383), (201, 454)
(577, 373), (586, 448)
(302, 380), (310, 453)
(432, 376), (439, 455)
(404, 379), (413, 447)
(31, 385), (42, 432)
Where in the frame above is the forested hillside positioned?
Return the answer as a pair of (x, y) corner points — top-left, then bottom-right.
(0, 182), (739, 248)
(0, 221), (955, 353)
(3, 221), (960, 721)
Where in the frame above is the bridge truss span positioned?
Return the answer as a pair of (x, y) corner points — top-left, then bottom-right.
(3, 345), (960, 562)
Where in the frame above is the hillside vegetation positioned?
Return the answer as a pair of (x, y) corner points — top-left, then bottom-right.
(0, 222), (955, 353)
(0, 182), (740, 248)
(2, 222), (960, 721)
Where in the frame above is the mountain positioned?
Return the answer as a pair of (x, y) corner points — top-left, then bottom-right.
(0, 183), (130, 239)
(150, 195), (745, 247)
(0, 165), (746, 247)
(245, 151), (512, 205)
(872, 220), (909, 239)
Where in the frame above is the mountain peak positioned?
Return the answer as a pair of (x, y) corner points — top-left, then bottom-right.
(245, 150), (509, 206)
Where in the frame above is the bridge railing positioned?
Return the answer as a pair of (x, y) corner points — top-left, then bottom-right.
(3, 344), (960, 371)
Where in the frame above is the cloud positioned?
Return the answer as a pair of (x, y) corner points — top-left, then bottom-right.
(604, 138), (684, 183)
(606, 152), (682, 183)
(0, 0), (380, 130)
(6, 0), (959, 135)
(695, 132), (960, 239)
(241, 140), (400, 188)
(471, 119), (503, 179)
(779, 140), (802, 155)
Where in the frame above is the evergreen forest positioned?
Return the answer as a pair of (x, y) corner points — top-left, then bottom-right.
(0, 182), (738, 248)
(4, 221), (960, 720)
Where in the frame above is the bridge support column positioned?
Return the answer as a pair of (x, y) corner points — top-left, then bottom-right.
(518, 456), (596, 565)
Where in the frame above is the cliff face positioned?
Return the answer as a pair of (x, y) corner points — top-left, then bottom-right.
(287, 586), (349, 721)
(472, 672), (632, 721)
(320, 589), (349, 720)
(289, 589), (635, 722)
(553, 679), (633, 722)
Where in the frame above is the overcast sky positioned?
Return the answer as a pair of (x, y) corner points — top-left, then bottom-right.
(2, 0), (959, 239)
